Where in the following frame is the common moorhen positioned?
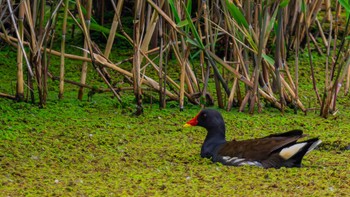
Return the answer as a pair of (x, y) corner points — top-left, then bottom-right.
(184, 109), (322, 168)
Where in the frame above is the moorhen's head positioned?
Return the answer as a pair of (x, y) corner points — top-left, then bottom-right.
(184, 109), (227, 158)
(184, 109), (225, 131)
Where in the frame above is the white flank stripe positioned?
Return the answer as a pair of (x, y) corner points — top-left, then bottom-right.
(226, 157), (238, 162)
(222, 156), (231, 160)
(239, 161), (263, 167)
(279, 143), (307, 160)
(232, 158), (246, 164)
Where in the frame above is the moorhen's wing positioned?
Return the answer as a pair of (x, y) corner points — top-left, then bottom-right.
(216, 130), (304, 162)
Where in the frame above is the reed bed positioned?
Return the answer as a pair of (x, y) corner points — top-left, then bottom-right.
(0, 0), (349, 117)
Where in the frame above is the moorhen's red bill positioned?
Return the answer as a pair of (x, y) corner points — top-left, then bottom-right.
(184, 109), (322, 168)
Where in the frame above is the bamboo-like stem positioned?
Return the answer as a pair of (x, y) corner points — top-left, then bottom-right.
(346, 65), (350, 95)
(249, 2), (268, 114)
(6, 0), (33, 77)
(208, 50), (282, 110)
(42, 4), (59, 106)
(298, 0), (323, 45)
(227, 30), (247, 110)
(179, 46), (191, 111)
(2, 0), (347, 114)
(320, 7), (335, 117)
(0, 92), (16, 100)
(59, 0), (69, 99)
(146, 0), (182, 34)
(292, 4), (300, 106)
(140, 0), (164, 58)
(158, 0), (165, 108)
(133, 0), (144, 114)
(325, 0), (331, 21)
(315, 18), (328, 48)
(239, 90), (251, 112)
(227, 62), (240, 111)
(204, 0), (223, 108)
(78, 0), (92, 100)
(35, 0), (47, 107)
(32, 0), (38, 25)
(309, 32), (323, 55)
(39, 0), (45, 37)
(304, 5), (321, 105)
(24, 0), (38, 51)
(327, 16), (350, 114)
(273, 6), (285, 112)
(92, 53), (178, 100)
(76, 0), (122, 103)
(16, 1), (25, 101)
(104, 0), (124, 58)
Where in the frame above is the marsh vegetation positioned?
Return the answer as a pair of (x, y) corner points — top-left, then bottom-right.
(1, 0), (350, 195)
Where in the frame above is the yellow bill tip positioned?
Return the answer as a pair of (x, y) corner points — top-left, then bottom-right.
(183, 123), (192, 128)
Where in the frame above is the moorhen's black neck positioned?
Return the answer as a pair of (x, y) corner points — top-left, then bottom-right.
(201, 124), (227, 158)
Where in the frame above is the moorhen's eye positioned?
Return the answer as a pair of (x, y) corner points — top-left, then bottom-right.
(202, 113), (207, 119)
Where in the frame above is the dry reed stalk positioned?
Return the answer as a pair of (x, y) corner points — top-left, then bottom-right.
(158, 0), (165, 108)
(315, 18), (328, 48)
(346, 66), (350, 95)
(227, 62), (240, 111)
(38, 0), (45, 36)
(34, 0), (44, 106)
(309, 33), (323, 55)
(138, 46), (181, 92)
(239, 90), (250, 112)
(1, 32), (179, 102)
(132, 0), (145, 114)
(196, 18), (209, 105)
(321, 2), (349, 117)
(325, 0), (331, 21)
(298, 0), (323, 45)
(6, 0), (33, 77)
(75, 0), (122, 103)
(273, 6), (285, 112)
(208, 50), (282, 110)
(59, 0), (69, 99)
(0, 92), (15, 100)
(331, 3), (342, 80)
(147, 0), (182, 34)
(24, 0), (37, 51)
(168, 28), (195, 108)
(16, 1), (24, 101)
(179, 51), (187, 110)
(104, 0), (124, 58)
(89, 53), (178, 100)
(32, 0), (38, 25)
(140, 0), (164, 58)
(1, 0), (348, 115)
(304, 6), (321, 106)
(204, 0), (224, 108)
(262, 58), (306, 111)
(78, 0), (92, 100)
(176, 1), (199, 103)
(226, 36), (247, 110)
(42, 11), (58, 105)
(248, 2), (268, 114)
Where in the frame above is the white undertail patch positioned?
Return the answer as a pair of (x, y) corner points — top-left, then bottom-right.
(221, 156), (262, 167)
(279, 142), (307, 160)
(306, 140), (322, 154)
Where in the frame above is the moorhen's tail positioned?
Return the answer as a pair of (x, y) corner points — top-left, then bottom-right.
(278, 138), (322, 168)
